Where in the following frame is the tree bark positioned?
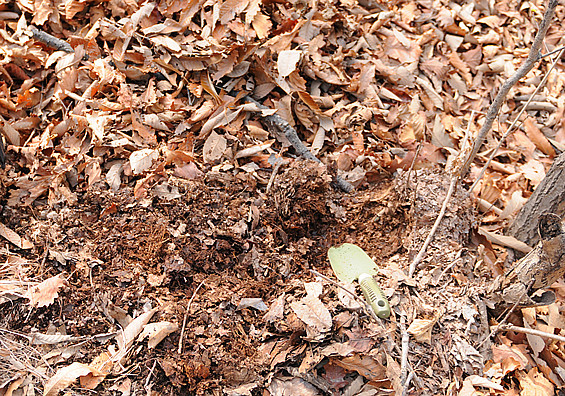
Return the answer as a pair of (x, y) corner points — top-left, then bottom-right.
(508, 152), (565, 246)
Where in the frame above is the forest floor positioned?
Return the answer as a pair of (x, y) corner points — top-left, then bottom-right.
(1, 0), (565, 395)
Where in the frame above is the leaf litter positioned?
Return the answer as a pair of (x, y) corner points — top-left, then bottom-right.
(0, 0), (564, 394)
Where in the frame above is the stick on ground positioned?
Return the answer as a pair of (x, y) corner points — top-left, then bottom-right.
(244, 96), (354, 193)
(178, 280), (205, 354)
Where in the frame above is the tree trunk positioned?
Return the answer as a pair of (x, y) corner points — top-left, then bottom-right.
(508, 152), (565, 246)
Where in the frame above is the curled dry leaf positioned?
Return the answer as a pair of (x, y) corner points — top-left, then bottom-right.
(25, 274), (67, 308)
(115, 307), (158, 362)
(235, 140), (274, 159)
(407, 317), (438, 343)
(138, 321), (179, 348)
(478, 227), (532, 254)
(43, 362), (100, 396)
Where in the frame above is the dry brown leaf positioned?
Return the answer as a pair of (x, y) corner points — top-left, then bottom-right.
(519, 159), (546, 187)
(252, 13), (272, 39)
(150, 35), (181, 52)
(477, 227), (532, 253)
(1, 118), (21, 145)
(25, 274), (67, 308)
(109, 377), (132, 395)
(129, 149), (158, 175)
(416, 76), (444, 110)
(43, 362), (100, 396)
(264, 293), (285, 323)
(278, 50), (301, 78)
(290, 292), (332, 332)
(203, 131), (227, 163)
(499, 190), (527, 220)
(219, 0), (250, 25)
(406, 317), (437, 343)
(235, 140), (274, 159)
(516, 368), (553, 396)
(331, 355), (387, 381)
(106, 163), (123, 192)
(461, 375), (504, 393)
(0, 223), (33, 249)
(80, 352), (112, 389)
(116, 308), (158, 353)
(523, 118), (555, 157)
(138, 321), (179, 348)
(200, 107), (242, 137)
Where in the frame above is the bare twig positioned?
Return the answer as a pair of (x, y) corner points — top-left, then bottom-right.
(400, 315), (409, 385)
(468, 45), (565, 194)
(461, 0), (559, 176)
(178, 280), (205, 354)
(266, 157), (288, 194)
(404, 142), (422, 193)
(408, 177), (457, 277)
(408, 112), (474, 278)
(29, 26), (74, 53)
(478, 279), (534, 348)
(144, 360), (157, 390)
(244, 95), (354, 193)
(494, 323), (565, 343)
(541, 44), (565, 58)
(402, 371), (415, 396)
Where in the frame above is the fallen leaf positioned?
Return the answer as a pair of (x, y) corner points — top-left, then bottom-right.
(278, 50), (302, 78)
(129, 149), (158, 175)
(138, 321), (179, 348)
(203, 131), (227, 163)
(290, 294), (332, 332)
(523, 118), (555, 157)
(0, 223), (33, 249)
(25, 274), (67, 308)
(331, 355), (387, 382)
(519, 159), (546, 187)
(264, 293), (285, 323)
(43, 362), (100, 396)
(407, 317), (438, 343)
(478, 227), (532, 253)
(516, 368), (553, 396)
(237, 298), (268, 311)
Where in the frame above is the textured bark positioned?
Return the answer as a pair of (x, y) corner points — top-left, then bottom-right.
(488, 214), (565, 310)
(508, 152), (565, 246)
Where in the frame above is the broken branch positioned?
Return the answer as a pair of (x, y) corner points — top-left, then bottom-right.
(244, 96), (354, 193)
(29, 26), (74, 53)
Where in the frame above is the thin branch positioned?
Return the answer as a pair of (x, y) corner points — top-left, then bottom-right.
(402, 371), (415, 396)
(266, 157), (288, 194)
(29, 26), (74, 53)
(408, 178), (456, 277)
(178, 280), (205, 354)
(400, 315), (409, 385)
(408, 111), (475, 277)
(541, 44), (565, 58)
(461, 0), (558, 176)
(495, 323), (565, 343)
(468, 45), (565, 194)
(244, 95), (354, 193)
